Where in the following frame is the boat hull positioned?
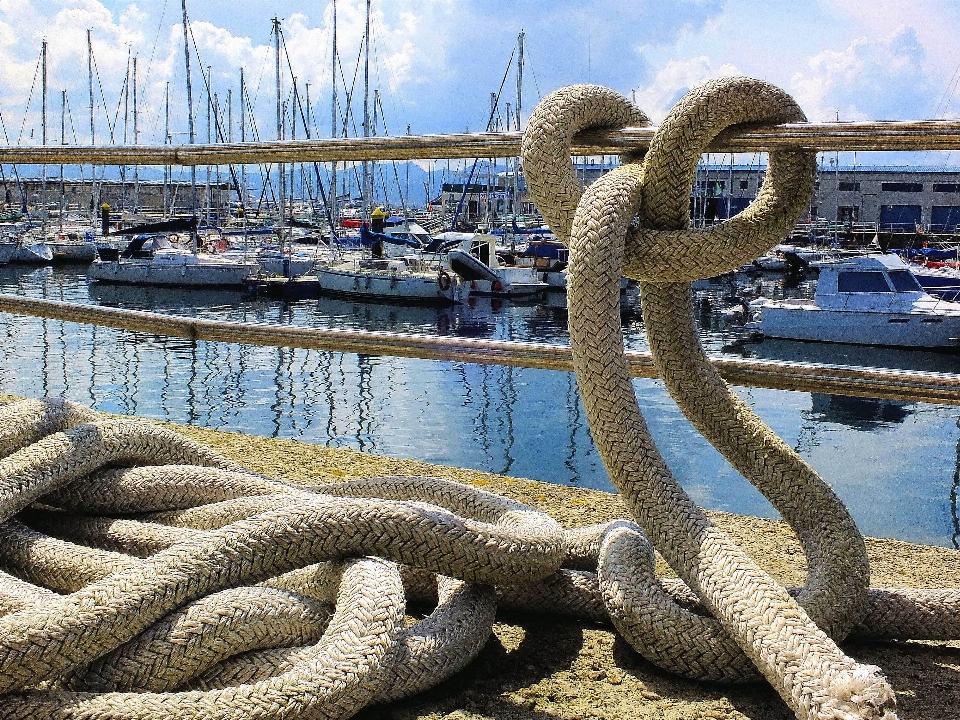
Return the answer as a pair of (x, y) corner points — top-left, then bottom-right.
(49, 241), (98, 263)
(758, 306), (960, 348)
(315, 265), (458, 305)
(88, 259), (257, 287)
(11, 244), (54, 264)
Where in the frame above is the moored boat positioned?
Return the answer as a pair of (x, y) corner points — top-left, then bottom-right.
(746, 253), (960, 348)
(439, 231), (548, 298)
(88, 234), (258, 288)
(315, 254), (459, 305)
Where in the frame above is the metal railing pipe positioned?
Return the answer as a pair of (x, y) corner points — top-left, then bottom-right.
(1, 294), (959, 406)
(1, 120), (960, 165)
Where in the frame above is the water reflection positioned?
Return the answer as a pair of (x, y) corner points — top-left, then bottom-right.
(808, 394), (914, 430)
(0, 265), (959, 546)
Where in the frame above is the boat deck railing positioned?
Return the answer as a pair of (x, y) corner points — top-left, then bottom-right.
(3, 119), (960, 405)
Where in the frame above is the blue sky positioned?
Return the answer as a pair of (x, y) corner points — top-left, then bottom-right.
(0, 0), (959, 166)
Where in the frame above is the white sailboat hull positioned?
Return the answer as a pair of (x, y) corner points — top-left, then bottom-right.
(49, 241), (98, 263)
(316, 263), (458, 304)
(88, 257), (257, 287)
(11, 244), (54, 263)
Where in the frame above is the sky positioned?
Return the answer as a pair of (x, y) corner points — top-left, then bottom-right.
(0, 0), (959, 167)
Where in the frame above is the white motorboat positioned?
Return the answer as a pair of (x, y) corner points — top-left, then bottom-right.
(746, 253), (960, 348)
(88, 234), (258, 288)
(47, 228), (99, 263)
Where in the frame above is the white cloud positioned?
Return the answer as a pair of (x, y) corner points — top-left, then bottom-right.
(632, 56), (740, 122)
(790, 28), (942, 123)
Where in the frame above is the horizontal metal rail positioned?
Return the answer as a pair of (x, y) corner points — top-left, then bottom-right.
(1, 120), (960, 165)
(2, 294), (959, 406)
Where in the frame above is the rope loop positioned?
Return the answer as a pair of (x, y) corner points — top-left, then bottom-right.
(524, 77), (899, 720)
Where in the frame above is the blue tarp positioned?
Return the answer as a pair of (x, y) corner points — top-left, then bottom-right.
(895, 247), (959, 261)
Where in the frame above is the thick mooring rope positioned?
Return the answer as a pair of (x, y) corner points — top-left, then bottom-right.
(0, 79), (957, 720)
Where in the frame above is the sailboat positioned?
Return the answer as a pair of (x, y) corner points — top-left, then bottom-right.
(89, 6), (258, 289)
(88, 217), (258, 287)
(315, 209), (459, 304)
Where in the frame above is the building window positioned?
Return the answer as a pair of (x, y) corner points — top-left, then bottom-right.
(837, 206), (859, 222)
(933, 183), (960, 193)
(694, 180), (725, 196)
(739, 180), (748, 189)
(880, 182), (923, 192)
(838, 181), (860, 192)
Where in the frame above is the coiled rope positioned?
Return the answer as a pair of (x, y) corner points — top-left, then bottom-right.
(0, 79), (957, 720)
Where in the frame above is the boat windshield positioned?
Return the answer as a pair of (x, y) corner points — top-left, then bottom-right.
(837, 271), (892, 293)
(887, 270), (923, 292)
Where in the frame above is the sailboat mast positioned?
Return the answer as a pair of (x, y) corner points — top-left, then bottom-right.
(41, 39), (47, 234)
(330, 0), (337, 238)
(133, 56), (139, 213)
(164, 82), (170, 217)
(514, 30), (524, 217)
(121, 49), (129, 211)
(59, 89), (65, 228)
(181, 0), (198, 252)
(362, 0), (371, 219)
(273, 17), (284, 239)
(516, 30), (524, 131)
(291, 77), (297, 232)
(87, 31), (99, 223)
(305, 82), (312, 202)
(240, 67), (248, 248)
(239, 67), (246, 209)
(205, 64), (212, 226)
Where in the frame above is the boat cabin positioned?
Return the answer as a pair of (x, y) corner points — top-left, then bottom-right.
(814, 254), (928, 311)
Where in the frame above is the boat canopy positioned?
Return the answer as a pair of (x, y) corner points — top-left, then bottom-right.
(359, 224), (423, 249)
(119, 234), (176, 258)
(112, 216), (198, 236)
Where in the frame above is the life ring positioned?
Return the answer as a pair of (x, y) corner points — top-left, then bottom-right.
(492, 280), (503, 293)
(438, 269), (452, 291)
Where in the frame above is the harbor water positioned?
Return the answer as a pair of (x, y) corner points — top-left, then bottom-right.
(2, 264), (959, 548)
